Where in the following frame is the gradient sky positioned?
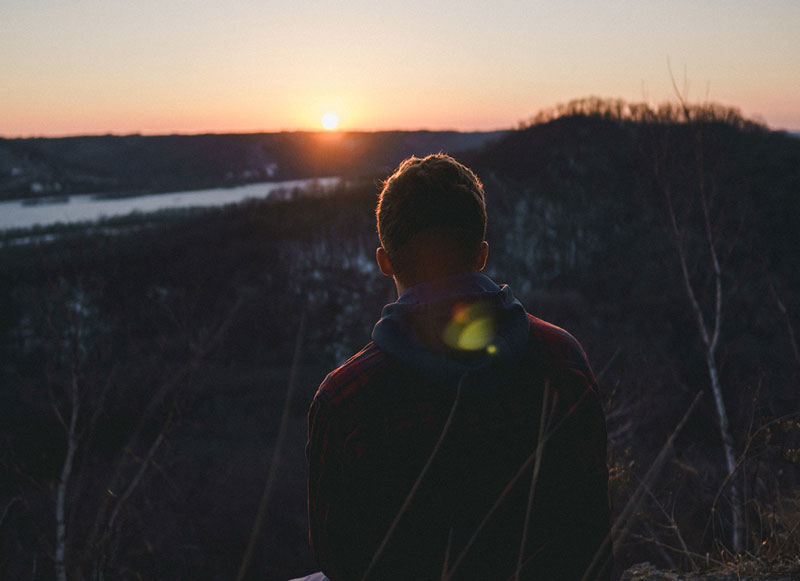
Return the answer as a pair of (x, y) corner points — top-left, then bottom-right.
(2, 0), (799, 136)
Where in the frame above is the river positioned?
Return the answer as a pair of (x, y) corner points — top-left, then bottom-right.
(0, 177), (339, 232)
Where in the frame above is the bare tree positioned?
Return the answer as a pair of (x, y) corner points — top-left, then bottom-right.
(649, 92), (744, 551)
(17, 275), (246, 579)
(82, 292), (245, 578)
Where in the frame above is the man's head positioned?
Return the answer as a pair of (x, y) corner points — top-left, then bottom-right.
(376, 154), (488, 291)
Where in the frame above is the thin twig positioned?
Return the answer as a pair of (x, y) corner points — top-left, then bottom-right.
(702, 410), (800, 546)
(55, 371), (80, 581)
(638, 475), (697, 570)
(766, 275), (800, 369)
(236, 310), (307, 581)
(582, 390), (704, 581)
(644, 521), (678, 570)
(89, 294), (245, 556)
(362, 372), (466, 581)
(0, 497), (20, 530)
(627, 532), (726, 568)
(445, 386), (593, 581)
(596, 347), (621, 384)
(106, 416), (171, 536)
(514, 381), (552, 581)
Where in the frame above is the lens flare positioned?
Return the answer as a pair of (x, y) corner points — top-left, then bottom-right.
(443, 302), (496, 352)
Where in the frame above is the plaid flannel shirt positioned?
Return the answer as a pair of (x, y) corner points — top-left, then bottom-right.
(306, 314), (612, 581)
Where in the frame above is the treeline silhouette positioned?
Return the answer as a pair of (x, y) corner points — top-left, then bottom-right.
(1, 100), (799, 579)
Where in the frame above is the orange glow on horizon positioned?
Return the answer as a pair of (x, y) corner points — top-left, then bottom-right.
(2, 1), (799, 137)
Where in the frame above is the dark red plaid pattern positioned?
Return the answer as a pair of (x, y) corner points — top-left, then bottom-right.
(306, 315), (612, 580)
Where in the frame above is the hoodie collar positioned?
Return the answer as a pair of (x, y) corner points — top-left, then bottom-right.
(396, 272), (502, 306)
(371, 273), (529, 390)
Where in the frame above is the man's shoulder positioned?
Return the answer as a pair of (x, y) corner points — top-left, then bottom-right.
(313, 341), (394, 406)
(525, 313), (595, 378)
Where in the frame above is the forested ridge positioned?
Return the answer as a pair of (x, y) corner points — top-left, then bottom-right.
(0, 130), (506, 200)
(1, 100), (799, 579)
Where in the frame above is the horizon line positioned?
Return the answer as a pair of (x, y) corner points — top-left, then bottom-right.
(5, 123), (800, 140)
(0, 126), (518, 140)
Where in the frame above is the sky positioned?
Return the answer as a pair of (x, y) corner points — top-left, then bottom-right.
(2, 0), (799, 137)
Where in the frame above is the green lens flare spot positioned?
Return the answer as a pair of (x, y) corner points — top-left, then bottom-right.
(456, 318), (494, 350)
(442, 302), (496, 351)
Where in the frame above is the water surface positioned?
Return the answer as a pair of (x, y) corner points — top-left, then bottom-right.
(0, 177), (338, 232)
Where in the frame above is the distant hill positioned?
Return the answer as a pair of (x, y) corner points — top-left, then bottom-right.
(0, 130), (507, 200)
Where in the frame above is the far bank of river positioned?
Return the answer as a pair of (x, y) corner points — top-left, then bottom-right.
(0, 177), (339, 232)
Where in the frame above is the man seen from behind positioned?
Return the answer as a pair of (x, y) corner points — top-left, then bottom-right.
(305, 154), (613, 580)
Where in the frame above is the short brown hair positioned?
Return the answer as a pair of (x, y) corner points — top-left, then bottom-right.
(376, 154), (487, 285)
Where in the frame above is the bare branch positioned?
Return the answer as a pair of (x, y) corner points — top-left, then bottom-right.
(362, 366), (465, 581)
(661, 181), (711, 348)
(667, 59), (692, 121)
(627, 532), (726, 568)
(89, 293), (245, 555)
(55, 372), (81, 581)
(105, 422), (169, 536)
(583, 390), (704, 581)
(515, 381), (553, 581)
(766, 276), (800, 369)
(0, 497), (20, 530)
(444, 386), (594, 581)
(639, 476), (697, 570)
(236, 311), (307, 581)
(596, 347), (621, 384)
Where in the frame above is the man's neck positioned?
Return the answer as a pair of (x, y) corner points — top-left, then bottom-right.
(393, 272), (496, 304)
(393, 277), (407, 298)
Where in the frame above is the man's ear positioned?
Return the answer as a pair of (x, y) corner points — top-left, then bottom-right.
(476, 241), (489, 271)
(376, 247), (394, 277)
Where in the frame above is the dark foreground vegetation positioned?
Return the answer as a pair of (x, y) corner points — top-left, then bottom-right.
(1, 99), (799, 579)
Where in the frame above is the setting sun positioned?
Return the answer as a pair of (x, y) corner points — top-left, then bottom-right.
(321, 112), (339, 131)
